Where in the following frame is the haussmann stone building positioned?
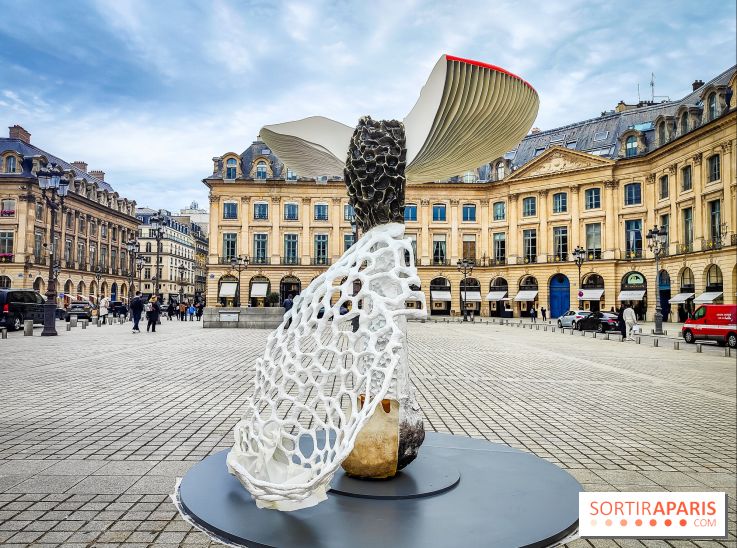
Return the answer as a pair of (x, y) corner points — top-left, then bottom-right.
(203, 66), (736, 321)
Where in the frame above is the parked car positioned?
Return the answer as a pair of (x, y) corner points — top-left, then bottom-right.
(110, 301), (125, 317)
(557, 309), (591, 329)
(577, 311), (619, 333)
(682, 304), (737, 348)
(0, 289), (46, 331)
(65, 301), (93, 322)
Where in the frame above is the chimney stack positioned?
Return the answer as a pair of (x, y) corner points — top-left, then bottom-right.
(71, 161), (88, 173)
(89, 170), (105, 182)
(530, 127), (541, 134)
(692, 79), (704, 91)
(8, 125), (31, 144)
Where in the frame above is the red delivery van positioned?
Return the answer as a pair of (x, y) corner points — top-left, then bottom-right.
(682, 304), (737, 348)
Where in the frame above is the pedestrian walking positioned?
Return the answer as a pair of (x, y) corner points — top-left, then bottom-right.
(530, 306), (537, 323)
(98, 295), (109, 324)
(167, 301), (175, 321)
(187, 304), (196, 321)
(623, 304), (637, 340)
(540, 306), (547, 322)
(616, 306), (626, 338)
(195, 303), (203, 321)
(146, 296), (161, 333)
(130, 291), (144, 333)
(179, 302), (186, 321)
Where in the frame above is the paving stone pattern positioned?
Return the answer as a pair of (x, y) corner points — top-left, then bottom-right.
(0, 319), (734, 547)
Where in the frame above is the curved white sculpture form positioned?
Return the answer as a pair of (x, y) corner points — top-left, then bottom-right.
(260, 54), (538, 183)
(227, 223), (425, 511)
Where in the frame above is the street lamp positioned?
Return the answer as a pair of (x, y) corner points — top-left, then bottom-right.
(178, 263), (186, 305)
(126, 238), (140, 298)
(37, 162), (69, 336)
(94, 266), (103, 314)
(457, 258), (474, 322)
(135, 256), (144, 295)
(230, 255), (249, 307)
(646, 224), (668, 335)
(572, 246), (586, 289)
(150, 212), (165, 300)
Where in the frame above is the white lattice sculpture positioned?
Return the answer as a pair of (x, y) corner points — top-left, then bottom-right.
(227, 222), (426, 510)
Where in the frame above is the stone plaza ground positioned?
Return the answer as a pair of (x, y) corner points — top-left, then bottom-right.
(0, 318), (734, 547)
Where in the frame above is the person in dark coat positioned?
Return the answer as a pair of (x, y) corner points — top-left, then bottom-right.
(167, 301), (175, 321)
(283, 294), (294, 312)
(617, 306), (626, 338)
(146, 297), (161, 333)
(195, 303), (203, 321)
(540, 306), (547, 322)
(130, 291), (144, 333)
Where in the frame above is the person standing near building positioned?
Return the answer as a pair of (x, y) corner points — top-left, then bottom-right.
(179, 302), (186, 321)
(530, 306), (537, 324)
(167, 301), (175, 321)
(195, 303), (203, 321)
(130, 291), (144, 333)
(623, 304), (637, 341)
(146, 296), (161, 333)
(283, 294), (294, 313)
(540, 306), (547, 322)
(98, 295), (109, 324)
(187, 303), (196, 321)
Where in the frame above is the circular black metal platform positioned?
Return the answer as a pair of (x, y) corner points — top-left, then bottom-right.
(178, 432), (582, 548)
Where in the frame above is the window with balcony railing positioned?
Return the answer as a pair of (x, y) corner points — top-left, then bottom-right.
(1, 199), (16, 217)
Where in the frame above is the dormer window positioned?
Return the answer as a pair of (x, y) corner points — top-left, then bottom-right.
(225, 158), (237, 180)
(256, 161), (267, 180)
(680, 111), (689, 135)
(5, 156), (16, 173)
(625, 135), (637, 158)
(286, 169), (297, 181)
(657, 122), (666, 145)
(496, 162), (504, 180)
(707, 93), (717, 121)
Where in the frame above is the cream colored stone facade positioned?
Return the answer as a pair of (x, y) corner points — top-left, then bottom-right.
(0, 130), (139, 306)
(204, 78), (736, 320)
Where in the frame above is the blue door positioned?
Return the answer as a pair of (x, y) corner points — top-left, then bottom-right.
(111, 283), (118, 302)
(549, 274), (570, 319)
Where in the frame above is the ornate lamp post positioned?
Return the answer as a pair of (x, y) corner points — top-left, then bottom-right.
(178, 263), (186, 305)
(646, 225), (668, 335)
(230, 255), (249, 307)
(37, 163), (69, 336)
(126, 239), (140, 297)
(572, 246), (586, 289)
(150, 212), (165, 300)
(457, 258), (474, 322)
(94, 265), (102, 310)
(135, 256), (144, 295)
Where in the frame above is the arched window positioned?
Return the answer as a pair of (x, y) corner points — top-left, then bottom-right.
(706, 265), (723, 290)
(658, 270), (670, 288)
(0, 275), (10, 288)
(658, 122), (666, 145)
(680, 111), (689, 135)
(707, 93), (717, 121)
(5, 156), (16, 173)
(225, 158), (237, 179)
(625, 135), (637, 157)
(520, 276), (538, 290)
(256, 162), (267, 179)
(496, 162), (504, 180)
(679, 267), (694, 290)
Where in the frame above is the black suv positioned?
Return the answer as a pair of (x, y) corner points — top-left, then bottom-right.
(66, 301), (93, 322)
(0, 289), (46, 331)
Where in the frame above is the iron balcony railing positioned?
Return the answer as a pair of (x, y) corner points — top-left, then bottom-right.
(282, 256), (301, 265)
(522, 255), (537, 264)
(432, 258), (450, 266)
(251, 256), (271, 265)
(0, 253), (14, 263)
(310, 257), (331, 266)
(546, 253), (568, 263)
(586, 249), (602, 260)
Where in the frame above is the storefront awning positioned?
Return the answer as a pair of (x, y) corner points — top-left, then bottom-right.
(669, 292), (695, 304)
(617, 290), (646, 301)
(485, 291), (508, 301)
(430, 290), (452, 302)
(461, 291), (482, 302)
(578, 289), (604, 300)
(694, 291), (722, 304)
(514, 290), (538, 302)
(250, 282), (269, 298)
(219, 282), (238, 298)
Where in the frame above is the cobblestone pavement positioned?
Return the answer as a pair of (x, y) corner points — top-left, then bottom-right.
(0, 318), (734, 547)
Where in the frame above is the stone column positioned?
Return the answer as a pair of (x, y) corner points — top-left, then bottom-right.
(692, 153), (704, 243)
(271, 197), (281, 264)
(480, 199), (490, 260)
(301, 198), (311, 263)
(331, 197), (342, 259)
(570, 185), (580, 249)
(720, 142), (734, 235)
(16, 194), (34, 262)
(645, 174), (656, 237)
(450, 199), (460, 263)
(508, 193), (519, 264)
(208, 193), (220, 263)
(603, 180), (617, 259)
(537, 190), (548, 262)
(667, 165), (679, 255)
(240, 197), (250, 258)
(420, 199), (430, 266)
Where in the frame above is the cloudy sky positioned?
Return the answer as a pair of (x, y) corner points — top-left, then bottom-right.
(0, 0), (734, 210)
